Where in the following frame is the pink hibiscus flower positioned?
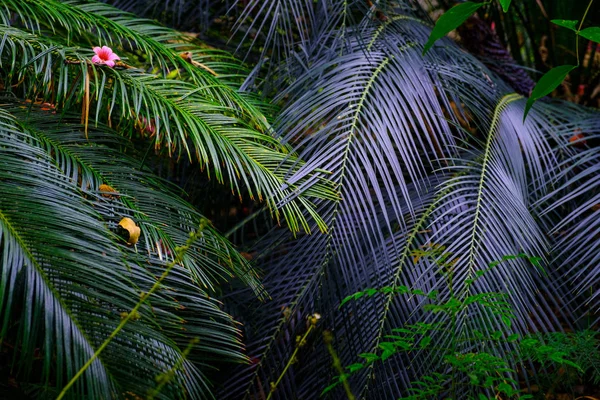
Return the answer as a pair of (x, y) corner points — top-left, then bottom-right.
(91, 46), (120, 67)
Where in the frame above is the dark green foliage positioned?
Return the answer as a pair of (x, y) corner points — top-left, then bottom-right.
(521, 330), (600, 393)
(0, 0), (331, 397)
(325, 251), (585, 399)
(1, 0), (600, 399)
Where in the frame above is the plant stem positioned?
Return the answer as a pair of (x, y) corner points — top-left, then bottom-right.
(266, 315), (319, 400)
(224, 207), (266, 239)
(56, 223), (207, 400)
(324, 331), (356, 400)
(576, 0), (595, 65)
(450, 271), (457, 400)
(147, 337), (199, 400)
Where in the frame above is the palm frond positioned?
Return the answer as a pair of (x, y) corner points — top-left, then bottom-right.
(0, 102), (265, 398)
(537, 112), (600, 319)
(221, 12), (598, 398)
(0, 14), (336, 234)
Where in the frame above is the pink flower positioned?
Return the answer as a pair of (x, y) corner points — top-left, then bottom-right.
(91, 46), (120, 67)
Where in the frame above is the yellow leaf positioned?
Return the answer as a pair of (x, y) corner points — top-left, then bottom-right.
(99, 184), (118, 199)
(118, 217), (141, 245)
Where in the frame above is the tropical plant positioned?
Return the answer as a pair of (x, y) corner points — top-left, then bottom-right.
(324, 251), (586, 400)
(519, 330), (600, 398)
(1, 0), (600, 399)
(0, 0), (333, 398)
(207, 1), (600, 399)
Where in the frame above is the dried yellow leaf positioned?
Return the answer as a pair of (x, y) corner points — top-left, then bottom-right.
(118, 217), (141, 245)
(99, 184), (118, 198)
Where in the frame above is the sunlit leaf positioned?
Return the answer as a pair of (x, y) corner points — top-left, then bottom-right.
(499, 0), (512, 12)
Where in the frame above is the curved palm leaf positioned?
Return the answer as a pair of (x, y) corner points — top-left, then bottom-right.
(0, 102), (265, 398)
(0, 3), (337, 234)
(537, 112), (600, 319)
(221, 10), (597, 399)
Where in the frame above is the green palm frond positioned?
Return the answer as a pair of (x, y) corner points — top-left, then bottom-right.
(0, 4), (337, 234)
(1, 0), (268, 127)
(0, 102), (265, 398)
(8, 104), (262, 295)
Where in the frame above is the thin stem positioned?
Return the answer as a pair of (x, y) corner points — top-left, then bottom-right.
(266, 315), (319, 400)
(576, 0), (595, 65)
(224, 207), (266, 239)
(56, 222), (207, 400)
(82, 66), (90, 140)
(449, 271), (457, 399)
(147, 337), (200, 400)
(324, 331), (356, 400)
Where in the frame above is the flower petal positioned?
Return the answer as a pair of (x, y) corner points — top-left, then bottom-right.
(91, 55), (102, 64)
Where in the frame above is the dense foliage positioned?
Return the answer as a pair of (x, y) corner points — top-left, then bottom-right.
(0, 0), (599, 399)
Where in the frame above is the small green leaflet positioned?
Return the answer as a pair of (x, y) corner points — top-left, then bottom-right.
(423, 2), (487, 55)
(551, 19), (579, 32)
(524, 65), (576, 120)
(579, 27), (600, 43)
(499, 0), (512, 12)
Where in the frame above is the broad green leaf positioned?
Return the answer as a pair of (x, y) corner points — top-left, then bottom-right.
(551, 19), (579, 32)
(359, 353), (380, 363)
(423, 2), (487, 54)
(339, 295), (353, 308)
(529, 256), (542, 267)
(381, 350), (394, 361)
(524, 65), (576, 119)
(579, 27), (600, 43)
(497, 382), (514, 395)
(396, 285), (410, 294)
(563, 360), (583, 370)
(499, 0), (512, 12)
(379, 342), (395, 353)
(549, 352), (568, 363)
(427, 290), (439, 300)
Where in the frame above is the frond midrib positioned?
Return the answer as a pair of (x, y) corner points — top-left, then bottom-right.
(241, 54), (393, 400)
(465, 93), (522, 279)
(359, 93), (523, 395)
(0, 191), (116, 392)
(361, 184), (446, 394)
